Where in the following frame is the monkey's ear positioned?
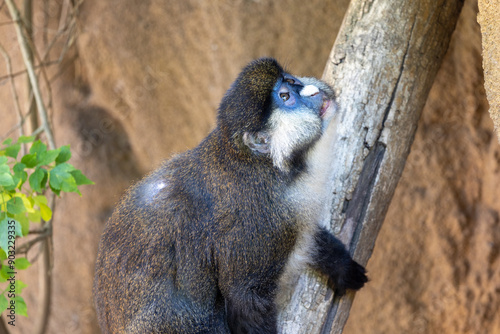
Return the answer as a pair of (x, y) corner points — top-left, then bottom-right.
(243, 132), (270, 154)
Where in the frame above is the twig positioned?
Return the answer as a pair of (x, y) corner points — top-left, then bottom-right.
(0, 43), (25, 154)
(40, 0), (82, 70)
(17, 230), (51, 255)
(31, 0), (81, 120)
(0, 59), (67, 82)
(0, 108), (39, 143)
(28, 228), (50, 234)
(23, 0), (38, 135)
(30, 125), (45, 137)
(5, 0), (55, 150)
(33, 192), (55, 334)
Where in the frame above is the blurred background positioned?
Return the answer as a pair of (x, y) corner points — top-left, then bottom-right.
(0, 0), (499, 333)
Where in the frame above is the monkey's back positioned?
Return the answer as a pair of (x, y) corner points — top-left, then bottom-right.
(93, 130), (298, 333)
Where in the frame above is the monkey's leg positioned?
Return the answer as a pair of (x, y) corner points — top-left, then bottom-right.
(312, 227), (368, 296)
(225, 288), (278, 334)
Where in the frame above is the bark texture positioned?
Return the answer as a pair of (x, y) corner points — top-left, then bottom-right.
(478, 0), (500, 142)
(346, 2), (500, 332)
(278, 0), (464, 332)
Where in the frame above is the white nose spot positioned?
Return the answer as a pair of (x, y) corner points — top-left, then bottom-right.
(300, 85), (320, 97)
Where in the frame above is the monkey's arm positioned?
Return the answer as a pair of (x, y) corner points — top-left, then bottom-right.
(311, 227), (368, 296)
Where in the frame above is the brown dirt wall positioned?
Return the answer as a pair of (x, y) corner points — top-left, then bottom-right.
(0, 0), (498, 333)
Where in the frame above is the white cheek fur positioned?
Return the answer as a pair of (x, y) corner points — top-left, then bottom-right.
(268, 109), (321, 171)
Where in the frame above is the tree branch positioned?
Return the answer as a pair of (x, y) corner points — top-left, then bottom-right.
(0, 43), (25, 154)
(4, 2), (58, 333)
(17, 230), (51, 255)
(23, 0), (38, 135)
(278, 0), (464, 333)
(5, 0), (55, 150)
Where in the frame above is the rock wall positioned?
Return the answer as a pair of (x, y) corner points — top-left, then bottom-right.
(1, 0), (498, 333)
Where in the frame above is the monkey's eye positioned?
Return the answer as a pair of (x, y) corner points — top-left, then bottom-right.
(285, 78), (295, 85)
(280, 92), (290, 102)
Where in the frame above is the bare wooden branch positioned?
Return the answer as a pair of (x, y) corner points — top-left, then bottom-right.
(5, 0), (55, 150)
(17, 230), (51, 255)
(0, 59), (71, 83)
(278, 0), (464, 333)
(0, 43), (25, 154)
(23, 0), (38, 135)
(0, 21), (14, 27)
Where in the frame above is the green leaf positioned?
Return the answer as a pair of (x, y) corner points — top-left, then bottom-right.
(6, 197), (26, 215)
(5, 143), (21, 159)
(18, 135), (35, 144)
(0, 263), (10, 282)
(49, 184), (60, 196)
(49, 163), (77, 193)
(15, 280), (28, 294)
(14, 258), (31, 270)
(13, 163), (26, 173)
(20, 153), (37, 168)
(61, 176), (78, 193)
(0, 218), (22, 252)
(52, 162), (75, 173)
(29, 140), (47, 156)
(70, 170), (94, 186)
(12, 193), (34, 213)
(14, 213), (29, 236)
(39, 203), (52, 221)
(29, 167), (48, 193)
(0, 195), (11, 212)
(2, 138), (12, 146)
(0, 295), (7, 313)
(28, 210), (41, 223)
(0, 164), (9, 174)
(5, 177), (21, 192)
(34, 196), (51, 221)
(33, 195), (48, 206)
(0, 173), (14, 187)
(55, 145), (71, 164)
(38, 149), (59, 166)
(12, 163), (28, 189)
(13, 296), (28, 317)
(0, 157), (7, 164)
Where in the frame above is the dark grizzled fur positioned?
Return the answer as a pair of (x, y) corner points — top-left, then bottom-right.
(93, 58), (366, 334)
(312, 227), (367, 296)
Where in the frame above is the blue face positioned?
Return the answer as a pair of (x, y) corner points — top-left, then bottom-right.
(272, 74), (325, 113)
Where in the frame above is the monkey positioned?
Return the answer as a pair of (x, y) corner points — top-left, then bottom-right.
(93, 57), (367, 334)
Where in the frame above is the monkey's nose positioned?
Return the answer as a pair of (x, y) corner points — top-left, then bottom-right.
(300, 85), (320, 97)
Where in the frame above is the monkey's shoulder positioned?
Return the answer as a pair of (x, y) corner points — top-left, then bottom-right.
(113, 137), (292, 230)
(116, 152), (207, 212)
